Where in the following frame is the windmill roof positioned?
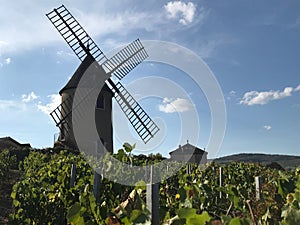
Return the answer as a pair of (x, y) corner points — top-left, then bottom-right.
(59, 54), (112, 95)
(169, 142), (206, 155)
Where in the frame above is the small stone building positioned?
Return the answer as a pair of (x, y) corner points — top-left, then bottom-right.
(0, 137), (31, 150)
(169, 141), (207, 164)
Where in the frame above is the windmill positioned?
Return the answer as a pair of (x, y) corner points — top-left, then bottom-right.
(46, 5), (159, 152)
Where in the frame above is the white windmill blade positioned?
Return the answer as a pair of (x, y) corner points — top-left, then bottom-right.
(46, 5), (107, 65)
(101, 39), (148, 80)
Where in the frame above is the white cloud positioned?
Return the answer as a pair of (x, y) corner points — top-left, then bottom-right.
(0, 56), (11, 67)
(164, 1), (196, 25)
(56, 50), (74, 57)
(0, 40), (8, 47)
(263, 125), (272, 131)
(5, 57), (11, 64)
(0, 41), (8, 54)
(22, 92), (38, 103)
(159, 97), (193, 113)
(0, 1), (208, 56)
(0, 99), (26, 112)
(197, 38), (231, 59)
(0, 2), (165, 54)
(56, 50), (76, 62)
(37, 94), (61, 114)
(240, 85), (299, 105)
(229, 90), (236, 95)
(227, 90), (236, 100)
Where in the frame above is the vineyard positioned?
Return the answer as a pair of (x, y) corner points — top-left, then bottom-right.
(1, 146), (300, 225)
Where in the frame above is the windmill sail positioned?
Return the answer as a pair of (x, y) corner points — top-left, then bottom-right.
(46, 5), (107, 65)
(50, 96), (72, 136)
(102, 39), (148, 80)
(47, 5), (159, 144)
(107, 80), (159, 143)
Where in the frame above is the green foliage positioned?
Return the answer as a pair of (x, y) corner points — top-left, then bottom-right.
(280, 167), (300, 225)
(123, 142), (135, 154)
(160, 161), (295, 224)
(7, 146), (300, 224)
(9, 147), (30, 168)
(10, 150), (93, 224)
(0, 149), (17, 183)
(9, 149), (149, 224)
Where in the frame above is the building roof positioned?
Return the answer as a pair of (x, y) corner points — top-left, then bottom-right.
(169, 141), (206, 155)
(59, 54), (112, 95)
(0, 137), (31, 150)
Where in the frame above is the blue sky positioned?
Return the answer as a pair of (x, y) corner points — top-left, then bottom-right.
(0, 0), (299, 158)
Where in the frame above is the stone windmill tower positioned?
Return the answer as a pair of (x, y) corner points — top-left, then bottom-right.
(47, 5), (159, 152)
(56, 54), (114, 151)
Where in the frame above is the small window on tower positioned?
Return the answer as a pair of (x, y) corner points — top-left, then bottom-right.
(96, 95), (105, 109)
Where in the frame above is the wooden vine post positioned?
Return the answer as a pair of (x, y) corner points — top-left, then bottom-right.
(255, 176), (262, 200)
(70, 163), (76, 188)
(146, 165), (159, 225)
(93, 169), (102, 203)
(93, 140), (102, 202)
(219, 167), (223, 199)
(186, 164), (191, 174)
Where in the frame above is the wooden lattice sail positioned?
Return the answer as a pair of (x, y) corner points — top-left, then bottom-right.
(47, 5), (159, 149)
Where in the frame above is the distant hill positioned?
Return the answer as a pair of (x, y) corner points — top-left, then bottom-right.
(212, 153), (300, 170)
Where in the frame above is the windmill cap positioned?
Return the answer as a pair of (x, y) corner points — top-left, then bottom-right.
(59, 54), (96, 95)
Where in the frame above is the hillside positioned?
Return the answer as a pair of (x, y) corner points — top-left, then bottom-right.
(212, 153), (300, 170)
